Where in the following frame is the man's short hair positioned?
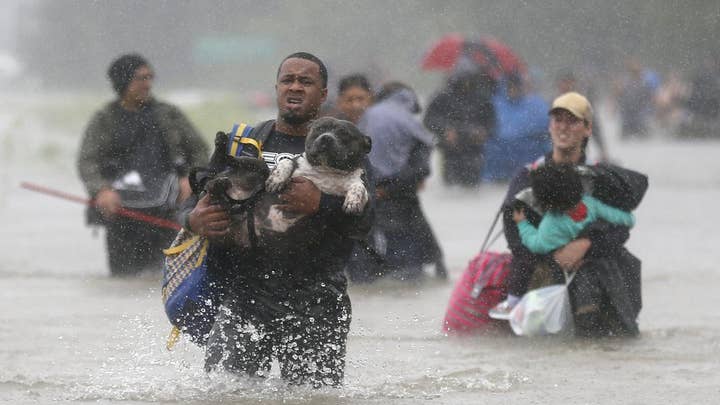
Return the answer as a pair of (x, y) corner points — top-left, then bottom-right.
(338, 74), (372, 95)
(277, 52), (328, 88)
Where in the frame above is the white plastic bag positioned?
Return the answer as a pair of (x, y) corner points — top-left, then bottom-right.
(509, 273), (574, 336)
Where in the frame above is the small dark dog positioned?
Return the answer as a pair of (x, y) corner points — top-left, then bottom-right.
(194, 116), (371, 247)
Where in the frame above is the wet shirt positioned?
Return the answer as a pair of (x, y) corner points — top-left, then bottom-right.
(259, 129), (305, 169)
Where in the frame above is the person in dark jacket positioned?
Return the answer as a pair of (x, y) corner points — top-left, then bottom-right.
(352, 82), (447, 282)
(493, 92), (642, 337)
(77, 53), (208, 276)
(424, 63), (496, 187)
(180, 52), (373, 387)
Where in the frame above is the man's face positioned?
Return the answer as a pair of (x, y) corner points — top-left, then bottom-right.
(275, 58), (327, 126)
(123, 65), (153, 104)
(549, 109), (591, 153)
(336, 86), (372, 124)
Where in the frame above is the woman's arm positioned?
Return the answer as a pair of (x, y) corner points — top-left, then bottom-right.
(586, 196), (635, 228)
(518, 217), (574, 255)
(553, 221), (631, 270)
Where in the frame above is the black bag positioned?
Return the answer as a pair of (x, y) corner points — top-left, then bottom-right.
(85, 172), (179, 226)
(189, 120), (275, 196)
(585, 163), (649, 211)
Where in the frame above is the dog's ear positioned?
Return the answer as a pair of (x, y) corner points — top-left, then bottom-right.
(206, 131), (230, 172)
(363, 135), (372, 154)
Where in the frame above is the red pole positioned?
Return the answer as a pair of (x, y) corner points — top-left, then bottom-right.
(20, 181), (182, 231)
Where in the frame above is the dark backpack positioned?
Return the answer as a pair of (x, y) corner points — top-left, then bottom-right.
(162, 120), (275, 348)
(522, 158), (649, 213)
(189, 120), (275, 196)
(584, 163), (649, 211)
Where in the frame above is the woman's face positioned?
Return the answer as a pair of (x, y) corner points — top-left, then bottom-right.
(549, 109), (591, 155)
(336, 86), (372, 124)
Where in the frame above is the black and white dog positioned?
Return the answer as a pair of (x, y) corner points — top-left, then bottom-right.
(196, 116), (371, 247)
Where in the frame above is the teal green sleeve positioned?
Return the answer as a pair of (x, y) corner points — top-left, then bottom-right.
(517, 217), (573, 254)
(584, 196), (635, 228)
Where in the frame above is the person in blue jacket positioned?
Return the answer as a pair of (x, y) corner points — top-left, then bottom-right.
(482, 73), (550, 182)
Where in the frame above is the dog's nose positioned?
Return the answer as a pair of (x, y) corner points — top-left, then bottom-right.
(316, 133), (335, 150)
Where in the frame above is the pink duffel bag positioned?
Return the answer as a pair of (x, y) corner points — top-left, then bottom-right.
(442, 250), (512, 335)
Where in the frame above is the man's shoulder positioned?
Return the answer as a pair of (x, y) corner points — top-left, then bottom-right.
(93, 100), (119, 116)
(87, 101), (120, 128)
(151, 99), (183, 116)
(250, 119), (276, 135)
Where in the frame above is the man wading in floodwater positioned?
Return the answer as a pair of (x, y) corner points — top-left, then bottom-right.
(180, 52), (374, 387)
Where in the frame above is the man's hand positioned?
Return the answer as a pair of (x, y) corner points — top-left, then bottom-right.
(278, 177), (321, 215)
(553, 238), (591, 271)
(177, 176), (192, 204)
(513, 208), (526, 223)
(95, 188), (121, 219)
(187, 194), (230, 237)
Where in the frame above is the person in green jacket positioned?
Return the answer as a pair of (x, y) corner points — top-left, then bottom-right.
(77, 53), (208, 276)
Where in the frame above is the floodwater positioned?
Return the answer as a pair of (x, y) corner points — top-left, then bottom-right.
(1, 93), (719, 404)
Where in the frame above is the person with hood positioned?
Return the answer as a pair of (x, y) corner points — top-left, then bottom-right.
(496, 92), (642, 337)
(482, 73), (550, 182)
(424, 59), (496, 187)
(77, 53), (208, 276)
(353, 81), (447, 281)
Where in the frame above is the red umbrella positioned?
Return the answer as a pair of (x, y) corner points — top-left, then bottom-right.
(421, 33), (465, 71)
(421, 33), (526, 80)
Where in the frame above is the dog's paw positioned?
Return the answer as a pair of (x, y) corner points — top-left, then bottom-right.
(265, 160), (294, 192)
(265, 172), (285, 192)
(343, 183), (368, 214)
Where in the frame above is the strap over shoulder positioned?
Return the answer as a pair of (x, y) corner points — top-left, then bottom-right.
(225, 119), (275, 158)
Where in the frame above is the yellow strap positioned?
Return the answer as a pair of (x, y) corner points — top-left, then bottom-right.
(228, 124), (263, 158)
(228, 123), (248, 156)
(195, 239), (209, 267)
(166, 326), (181, 351)
(163, 235), (202, 255)
(239, 137), (263, 155)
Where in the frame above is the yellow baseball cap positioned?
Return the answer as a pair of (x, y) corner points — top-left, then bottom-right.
(549, 92), (593, 123)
